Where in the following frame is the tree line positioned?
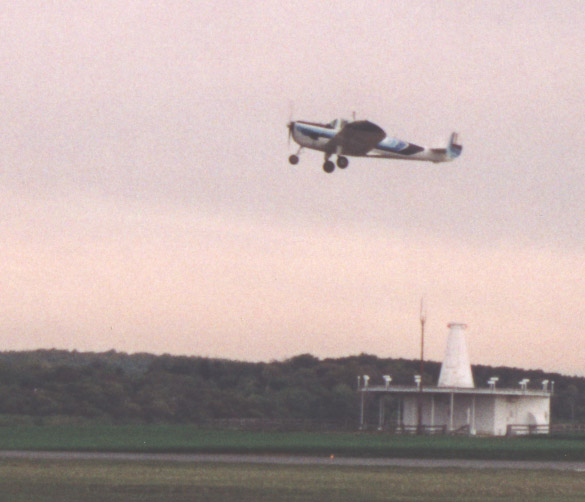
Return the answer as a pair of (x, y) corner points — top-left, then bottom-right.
(0, 350), (583, 426)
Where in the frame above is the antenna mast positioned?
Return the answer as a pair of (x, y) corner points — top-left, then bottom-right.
(417, 298), (427, 433)
(420, 298), (426, 386)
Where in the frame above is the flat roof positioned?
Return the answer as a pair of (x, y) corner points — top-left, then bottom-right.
(360, 385), (551, 397)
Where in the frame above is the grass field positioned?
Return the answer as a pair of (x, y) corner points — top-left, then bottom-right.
(2, 427), (585, 500)
(1, 425), (585, 461)
(1, 459), (585, 501)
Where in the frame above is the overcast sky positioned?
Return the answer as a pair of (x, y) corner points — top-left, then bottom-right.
(2, 1), (585, 376)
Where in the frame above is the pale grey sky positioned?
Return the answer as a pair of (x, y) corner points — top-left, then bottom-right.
(1, 1), (585, 375)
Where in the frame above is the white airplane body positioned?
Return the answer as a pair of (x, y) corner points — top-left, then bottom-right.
(287, 118), (462, 173)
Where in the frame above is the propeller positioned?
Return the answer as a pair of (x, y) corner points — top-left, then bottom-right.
(287, 101), (295, 146)
(287, 121), (294, 146)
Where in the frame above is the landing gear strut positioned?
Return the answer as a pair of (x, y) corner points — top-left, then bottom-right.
(288, 146), (303, 165)
(288, 151), (348, 173)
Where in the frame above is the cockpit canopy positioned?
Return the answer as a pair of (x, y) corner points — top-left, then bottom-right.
(326, 118), (348, 129)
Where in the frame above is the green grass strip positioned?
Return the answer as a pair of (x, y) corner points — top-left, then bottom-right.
(1, 426), (585, 461)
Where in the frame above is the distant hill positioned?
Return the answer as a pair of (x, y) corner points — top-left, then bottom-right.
(0, 350), (582, 426)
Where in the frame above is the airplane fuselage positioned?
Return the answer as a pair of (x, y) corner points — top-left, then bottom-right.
(289, 119), (462, 172)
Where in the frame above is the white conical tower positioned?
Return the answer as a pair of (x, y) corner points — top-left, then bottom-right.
(437, 323), (474, 388)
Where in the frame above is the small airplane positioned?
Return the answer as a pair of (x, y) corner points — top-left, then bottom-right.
(287, 118), (462, 173)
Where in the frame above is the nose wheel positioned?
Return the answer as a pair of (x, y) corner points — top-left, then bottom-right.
(323, 160), (335, 173)
(288, 153), (348, 173)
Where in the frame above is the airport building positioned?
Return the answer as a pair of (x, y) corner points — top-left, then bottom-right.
(358, 323), (552, 436)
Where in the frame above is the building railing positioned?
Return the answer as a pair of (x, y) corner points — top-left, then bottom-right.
(507, 423), (585, 436)
(200, 418), (352, 432)
(506, 424), (550, 436)
(451, 424), (471, 435)
(390, 424), (448, 435)
(197, 418), (585, 436)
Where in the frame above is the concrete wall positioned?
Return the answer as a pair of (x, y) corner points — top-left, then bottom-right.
(473, 396), (495, 435)
(402, 394), (475, 431)
(399, 393), (550, 436)
(494, 395), (550, 436)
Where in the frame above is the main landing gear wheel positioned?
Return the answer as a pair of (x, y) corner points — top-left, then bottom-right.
(323, 160), (335, 173)
(288, 154), (299, 165)
(337, 156), (349, 169)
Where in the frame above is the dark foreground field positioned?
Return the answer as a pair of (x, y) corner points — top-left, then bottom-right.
(3, 427), (585, 500)
(1, 459), (585, 501)
(2, 425), (585, 461)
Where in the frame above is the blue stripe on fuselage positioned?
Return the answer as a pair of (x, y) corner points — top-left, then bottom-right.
(295, 123), (423, 156)
(296, 123), (336, 140)
(376, 137), (409, 153)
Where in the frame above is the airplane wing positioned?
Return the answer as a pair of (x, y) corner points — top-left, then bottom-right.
(367, 131), (462, 162)
(326, 120), (387, 156)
